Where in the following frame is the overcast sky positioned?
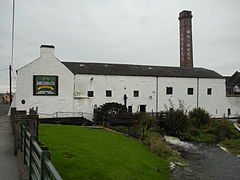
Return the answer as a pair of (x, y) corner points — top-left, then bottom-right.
(0, 0), (240, 93)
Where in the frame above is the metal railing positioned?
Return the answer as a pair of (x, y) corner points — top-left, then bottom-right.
(38, 111), (94, 120)
(20, 124), (63, 180)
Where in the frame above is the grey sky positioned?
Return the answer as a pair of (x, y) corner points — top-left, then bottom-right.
(0, 0), (240, 92)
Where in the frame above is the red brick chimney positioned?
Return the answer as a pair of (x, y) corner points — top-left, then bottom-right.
(179, 10), (193, 68)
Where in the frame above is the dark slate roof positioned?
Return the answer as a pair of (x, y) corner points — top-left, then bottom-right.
(225, 71), (240, 96)
(226, 71), (240, 84)
(61, 62), (223, 79)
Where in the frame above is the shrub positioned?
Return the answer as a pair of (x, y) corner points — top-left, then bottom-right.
(209, 119), (240, 141)
(137, 114), (159, 140)
(144, 133), (181, 160)
(164, 109), (188, 137)
(188, 108), (210, 128)
(94, 102), (127, 125)
(219, 139), (240, 155)
(181, 126), (217, 143)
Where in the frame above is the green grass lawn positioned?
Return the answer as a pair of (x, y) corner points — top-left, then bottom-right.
(39, 125), (170, 180)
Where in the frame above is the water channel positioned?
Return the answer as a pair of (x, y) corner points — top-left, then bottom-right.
(168, 137), (240, 180)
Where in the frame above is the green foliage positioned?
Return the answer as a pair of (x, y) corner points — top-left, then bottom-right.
(144, 133), (184, 163)
(39, 125), (170, 180)
(137, 114), (161, 140)
(208, 119), (240, 141)
(164, 109), (188, 137)
(188, 107), (210, 128)
(181, 129), (217, 143)
(94, 102), (127, 124)
(182, 118), (240, 143)
(219, 139), (240, 156)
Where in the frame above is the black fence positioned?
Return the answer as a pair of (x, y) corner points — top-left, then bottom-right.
(104, 112), (167, 126)
(40, 117), (93, 126)
(106, 113), (139, 126)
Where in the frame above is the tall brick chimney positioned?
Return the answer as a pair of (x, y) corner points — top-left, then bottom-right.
(179, 10), (193, 68)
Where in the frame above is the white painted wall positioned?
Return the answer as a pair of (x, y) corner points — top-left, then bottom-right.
(73, 74), (230, 118)
(73, 75), (157, 116)
(227, 97), (240, 117)
(157, 77), (198, 112)
(15, 46), (74, 117)
(198, 78), (227, 117)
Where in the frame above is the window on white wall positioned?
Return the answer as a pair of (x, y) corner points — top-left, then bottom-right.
(228, 108), (231, 116)
(166, 87), (173, 95)
(207, 88), (212, 95)
(188, 88), (194, 95)
(88, 91), (94, 97)
(106, 90), (112, 97)
(133, 90), (139, 97)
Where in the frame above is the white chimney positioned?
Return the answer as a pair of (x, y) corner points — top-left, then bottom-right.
(40, 45), (55, 57)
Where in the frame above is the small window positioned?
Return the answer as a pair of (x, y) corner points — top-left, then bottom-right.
(106, 90), (112, 97)
(228, 108), (231, 116)
(207, 88), (212, 95)
(88, 91), (94, 97)
(188, 88), (194, 95)
(140, 105), (146, 112)
(128, 106), (132, 113)
(133, 90), (139, 97)
(166, 87), (173, 95)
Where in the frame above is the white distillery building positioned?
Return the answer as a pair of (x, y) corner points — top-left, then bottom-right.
(12, 11), (240, 119)
(12, 45), (239, 119)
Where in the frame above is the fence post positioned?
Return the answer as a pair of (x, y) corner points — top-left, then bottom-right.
(20, 124), (23, 152)
(23, 125), (27, 164)
(29, 136), (35, 180)
(41, 150), (51, 180)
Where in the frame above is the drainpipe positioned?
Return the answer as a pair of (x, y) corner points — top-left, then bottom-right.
(197, 78), (199, 108)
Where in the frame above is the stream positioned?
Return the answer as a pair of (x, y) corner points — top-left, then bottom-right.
(165, 137), (240, 180)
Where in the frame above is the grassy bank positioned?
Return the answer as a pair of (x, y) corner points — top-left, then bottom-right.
(39, 125), (170, 180)
(219, 139), (240, 156)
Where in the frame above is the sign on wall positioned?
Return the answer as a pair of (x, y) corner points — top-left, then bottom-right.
(33, 75), (58, 96)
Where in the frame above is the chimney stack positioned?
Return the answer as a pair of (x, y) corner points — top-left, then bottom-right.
(179, 10), (193, 68)
(40, 45), (55, 57)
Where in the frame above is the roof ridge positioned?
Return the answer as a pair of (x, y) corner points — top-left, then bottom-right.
(61, 61), (223, 79)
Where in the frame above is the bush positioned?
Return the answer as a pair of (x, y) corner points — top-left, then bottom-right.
(208, 119), (240, 141)
(144, 133), (181, 160)
(94, 102), (127, 124)
(189, 108), (210, 128)
(137, 114), (160, 140)
(181, 126), (217, 143)
(164, 109), (188, 137)
(219, 139), (240, 155)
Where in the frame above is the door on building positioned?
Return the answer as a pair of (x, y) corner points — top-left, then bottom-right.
(140, 105), (146, 112)
(128, 106), (132, 113)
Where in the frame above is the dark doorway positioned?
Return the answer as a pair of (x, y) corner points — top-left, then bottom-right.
(128, 106), (132, 113)
(140, 105), (146, 112)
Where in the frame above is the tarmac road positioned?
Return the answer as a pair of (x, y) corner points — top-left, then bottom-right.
(0, 104), (20, 180)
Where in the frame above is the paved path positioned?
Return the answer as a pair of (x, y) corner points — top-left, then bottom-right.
(0, 104), (19, 180)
